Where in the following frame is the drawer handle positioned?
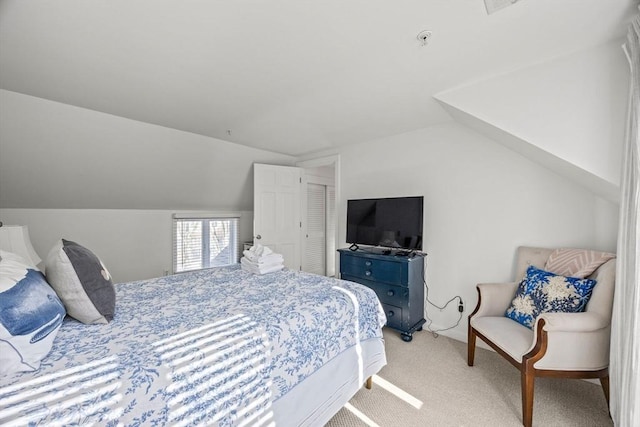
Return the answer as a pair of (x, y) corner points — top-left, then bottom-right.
(365, 270), (372, 276)
(365, 261), (372, 266)
(387, 290), (395, 297)
(387, 310), (395, 317)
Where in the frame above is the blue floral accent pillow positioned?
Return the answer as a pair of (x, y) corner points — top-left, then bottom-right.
(505, 265), (597, 329)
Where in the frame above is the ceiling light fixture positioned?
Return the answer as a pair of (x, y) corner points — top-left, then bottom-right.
(484, 0), (520, 15)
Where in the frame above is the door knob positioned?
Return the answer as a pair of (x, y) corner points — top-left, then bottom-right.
(255, 235), (262, 240)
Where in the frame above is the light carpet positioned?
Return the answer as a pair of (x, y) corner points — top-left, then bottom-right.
(326, 328), (612, 427)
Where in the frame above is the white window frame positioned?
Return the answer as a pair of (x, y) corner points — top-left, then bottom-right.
(172, 212), (242, 274)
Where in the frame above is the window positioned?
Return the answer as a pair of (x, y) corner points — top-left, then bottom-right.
(173, 214), (240, 273)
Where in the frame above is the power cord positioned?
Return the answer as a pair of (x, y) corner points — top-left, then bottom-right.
(421, 257), (463, 338)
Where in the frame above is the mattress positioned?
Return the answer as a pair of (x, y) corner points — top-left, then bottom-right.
(0, 266), (386, 426)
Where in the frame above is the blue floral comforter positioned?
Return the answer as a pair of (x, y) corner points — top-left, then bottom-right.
(0, 266), (386, 426)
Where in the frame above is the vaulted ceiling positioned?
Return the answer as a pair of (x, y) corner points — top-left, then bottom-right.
(0, 0), (637, 156)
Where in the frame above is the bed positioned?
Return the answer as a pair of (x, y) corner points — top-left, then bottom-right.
(0, 265), (387, 426)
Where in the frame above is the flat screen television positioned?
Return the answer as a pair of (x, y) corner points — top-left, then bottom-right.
(346, 196), (423, 251)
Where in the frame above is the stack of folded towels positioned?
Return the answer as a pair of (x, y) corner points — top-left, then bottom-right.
(240, 244), (284, 275)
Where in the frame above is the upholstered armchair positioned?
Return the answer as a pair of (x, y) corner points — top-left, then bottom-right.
(467, 246), (616, 427)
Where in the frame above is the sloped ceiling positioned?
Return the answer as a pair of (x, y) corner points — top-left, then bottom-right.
(434, 40), (629, 202)
(0, 0), (637, 156)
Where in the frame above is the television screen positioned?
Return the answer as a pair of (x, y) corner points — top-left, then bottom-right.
(346, 196), (423, 250)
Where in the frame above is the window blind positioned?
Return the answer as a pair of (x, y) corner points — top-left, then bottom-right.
(172, 214), (240, 273)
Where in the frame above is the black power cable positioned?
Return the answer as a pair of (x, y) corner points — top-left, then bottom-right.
(421, 257), (463, 338)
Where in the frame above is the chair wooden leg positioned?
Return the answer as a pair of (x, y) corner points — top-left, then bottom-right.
(521, 364), (535, 427)
(468, 326), (476, 367)
(600, 375), (610, 409)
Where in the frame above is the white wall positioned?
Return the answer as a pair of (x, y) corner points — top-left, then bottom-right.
(325, 122), (619, 341)
(0, 90), (295, 209)
(435, 41), (628, 188)
(0, 208), (254, 283)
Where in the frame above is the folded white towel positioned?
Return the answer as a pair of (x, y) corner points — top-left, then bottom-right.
(247, 243), (274, 258)
(241, 256), (283, 269)
(241, 257), (284, 275)
(242, 250), (284, 264)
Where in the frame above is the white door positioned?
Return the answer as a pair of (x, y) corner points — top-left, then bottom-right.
(253, 164), (302, 271)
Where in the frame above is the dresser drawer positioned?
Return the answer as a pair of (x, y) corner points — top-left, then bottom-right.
(349, 278), (408, 307)
(374, 282), (408, 307)
(340, 255), (404, 286)
(381, 303), (403, 330)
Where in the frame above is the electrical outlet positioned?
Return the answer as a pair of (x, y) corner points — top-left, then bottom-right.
(458, 300), (464, 313)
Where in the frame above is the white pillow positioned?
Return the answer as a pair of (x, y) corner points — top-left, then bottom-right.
(0, 250), (66, 375)
(45, 239), (115, 324)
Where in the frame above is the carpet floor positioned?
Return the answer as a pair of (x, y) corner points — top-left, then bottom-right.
(326, 328), (612, 427)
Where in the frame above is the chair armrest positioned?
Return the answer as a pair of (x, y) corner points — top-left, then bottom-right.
(470, 282), (518, 318)
(527, 312), (612, 370)
(537, 312), (608, 333)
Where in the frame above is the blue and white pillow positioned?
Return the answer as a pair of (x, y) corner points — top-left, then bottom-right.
(505, 265), (597, 329)
(0, 250), (66, 375)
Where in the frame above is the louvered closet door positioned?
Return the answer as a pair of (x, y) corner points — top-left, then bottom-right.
(326, 185), (336, 277)
(305, 183), (326, 275)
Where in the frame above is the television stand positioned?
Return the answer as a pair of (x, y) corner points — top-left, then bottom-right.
(338, 249), (426, 342)
(348, 243), (359, 251)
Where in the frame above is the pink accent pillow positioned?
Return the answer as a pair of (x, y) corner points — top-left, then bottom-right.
(544, 248), (615, 279)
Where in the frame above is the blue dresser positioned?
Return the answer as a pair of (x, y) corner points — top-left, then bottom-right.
(338, 249), (426, 342)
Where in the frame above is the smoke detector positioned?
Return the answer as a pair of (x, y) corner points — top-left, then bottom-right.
(416, 30), (432, 46)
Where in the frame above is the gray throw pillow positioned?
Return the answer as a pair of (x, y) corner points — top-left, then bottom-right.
(45, 239), (115, 324)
